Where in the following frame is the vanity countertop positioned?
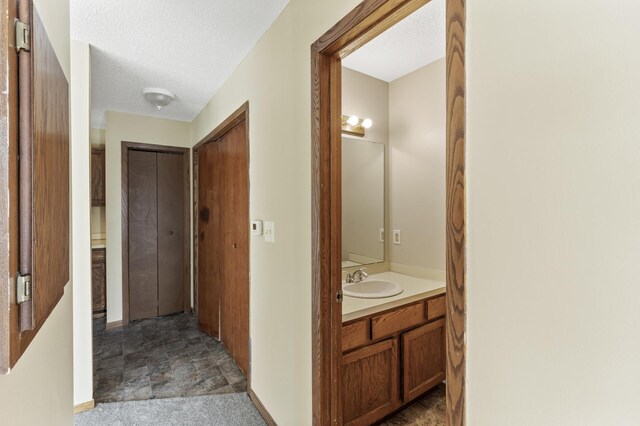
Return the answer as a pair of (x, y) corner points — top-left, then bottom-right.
(342, 271), (445, 322)
(91, 239), (106, 249)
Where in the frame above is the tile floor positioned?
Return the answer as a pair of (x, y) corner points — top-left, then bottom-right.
(381, 383), (445, 425)
(93, 313), (246, 402)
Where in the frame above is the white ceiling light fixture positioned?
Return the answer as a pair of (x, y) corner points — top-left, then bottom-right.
(142, 87), (176, 110)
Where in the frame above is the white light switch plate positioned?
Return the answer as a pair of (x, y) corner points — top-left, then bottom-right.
(264, 221), (275, 243)
(379, 228), (385, 243)
(393, 230), (401, 245)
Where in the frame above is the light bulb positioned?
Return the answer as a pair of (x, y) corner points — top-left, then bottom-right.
(347, 115), (359, 126)
(362, 118), (373, 129)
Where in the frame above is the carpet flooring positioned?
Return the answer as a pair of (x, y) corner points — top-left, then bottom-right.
(74, 393), (265, 426)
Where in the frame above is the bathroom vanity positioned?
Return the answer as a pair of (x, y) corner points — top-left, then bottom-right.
(341, 272), (446, 426)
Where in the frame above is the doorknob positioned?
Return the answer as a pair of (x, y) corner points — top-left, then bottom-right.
(169, 230), (174, 236)
(232, 243), (237, 249)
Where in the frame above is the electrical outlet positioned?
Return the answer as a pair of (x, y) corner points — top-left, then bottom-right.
(393, 229), (401, 245)
(264, 221), (275, 243)
(379, 228), (385, 243)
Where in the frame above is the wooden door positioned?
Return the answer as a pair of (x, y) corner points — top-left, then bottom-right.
(128, 150), (158, 321)
(401, 318), (446, 403)
(341, 338), (400, 426)
(218, 123), (249, 374)
(197, 122), (249, 374)
(127, 149), (186, 321)
(157, 152), (184, 316)
(197, 140), (221, 338)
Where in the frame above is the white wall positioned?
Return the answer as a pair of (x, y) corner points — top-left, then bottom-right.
(190, 1), (363, 423)
(0, 0), (74, 423)
(70, 40), (93, 406)
(104, 111), (192, 323)
(389, 58), (445, 279)
(466, 1), (640, 424)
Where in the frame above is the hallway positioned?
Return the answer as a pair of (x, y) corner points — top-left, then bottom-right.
(93, 313), (246, 402)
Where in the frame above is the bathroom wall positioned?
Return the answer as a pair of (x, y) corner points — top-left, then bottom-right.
(90, 128), (106, 238)
(0, 0), (74, 423)
(104, 111), (192, 323)
(341, 67), (390, 265)
(388, 58), (446, 280)
(467, 1), (640, 424)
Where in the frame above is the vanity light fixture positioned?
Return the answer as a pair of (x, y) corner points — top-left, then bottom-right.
(142, 87), (176, 110)
(341, 115), (373, 137)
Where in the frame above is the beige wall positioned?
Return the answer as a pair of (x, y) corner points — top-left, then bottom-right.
(190, 1), (363, 423)
(104, 111), (192, 323)
(467, 1), (640, 424)
(90, 128), (106, 237)
(341, 67), (389, 264)
(0, 0), (74, 424)
(389, 58), (445, 279)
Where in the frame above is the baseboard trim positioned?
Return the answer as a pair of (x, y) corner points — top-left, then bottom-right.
(248, 388), (277, 426)
(74, 399), (95, 414)
(105, 320), (123, 330)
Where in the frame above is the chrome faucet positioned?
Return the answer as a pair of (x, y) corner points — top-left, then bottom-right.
(346, 268), (368, 284)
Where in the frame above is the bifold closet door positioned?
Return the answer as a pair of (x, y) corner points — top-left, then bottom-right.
(157, 152), (184, 316)
(128, 150), (159, 321)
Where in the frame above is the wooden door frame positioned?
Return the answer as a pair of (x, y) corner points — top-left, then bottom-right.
(121, 141), (191, 326)
(192, 101), (252, 386)
(311, 0), (466, 424)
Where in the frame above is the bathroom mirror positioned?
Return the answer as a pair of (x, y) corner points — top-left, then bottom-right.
(342, 136), (385, 267)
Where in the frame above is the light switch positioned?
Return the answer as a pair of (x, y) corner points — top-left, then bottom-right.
(393, 230), (401, 245)
(264, 221), (275, 243)
(379, 228), (385, 243)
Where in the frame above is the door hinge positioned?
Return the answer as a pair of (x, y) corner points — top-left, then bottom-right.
(16, 274), (32, 304)
(15, 19), (31, 53)
(336, 289), (343, 304)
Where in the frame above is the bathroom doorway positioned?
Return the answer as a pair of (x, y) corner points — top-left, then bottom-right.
(310, 0), (466, 424)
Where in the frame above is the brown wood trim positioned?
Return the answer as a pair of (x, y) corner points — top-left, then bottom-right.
(0, 0), (18, 374)
(121, 141), (190, 326)
(73, 399), (95, 414)
(193, 101), (249, 151)
(248, 388), (277, 426)
(312, 0), (466, 424)
(445, 0), (466, 424)
(192, 101), (251, 388)
(105, 319), (123, 331)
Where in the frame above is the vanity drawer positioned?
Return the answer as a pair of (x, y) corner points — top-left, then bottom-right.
(343, 319), (369, 352)
(371, 302), (425, 340)
(427, 296), (446, 320)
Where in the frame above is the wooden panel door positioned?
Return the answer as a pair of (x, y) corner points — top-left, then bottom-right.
(401, 318), (446, 403)
(127, 150), (158, 321)
(197, 141), (221, 338)
(218, 123), (249, 374)
(342, 338), (400, 426)
(91, 148), (105, 206)
(157, 152), (184, 316)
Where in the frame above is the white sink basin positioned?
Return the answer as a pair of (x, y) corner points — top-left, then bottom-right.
(343, 279), (403, 299)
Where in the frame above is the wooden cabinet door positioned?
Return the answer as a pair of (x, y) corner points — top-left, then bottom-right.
(401, 318), (446, 403)
(91, 249), (106, 317)
(342, 338), (400, 426)
(91, 148), (105, 206)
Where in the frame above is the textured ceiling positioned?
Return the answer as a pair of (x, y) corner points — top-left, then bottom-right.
(71, 0), (289, 128)
(342, 0), (445, 82)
